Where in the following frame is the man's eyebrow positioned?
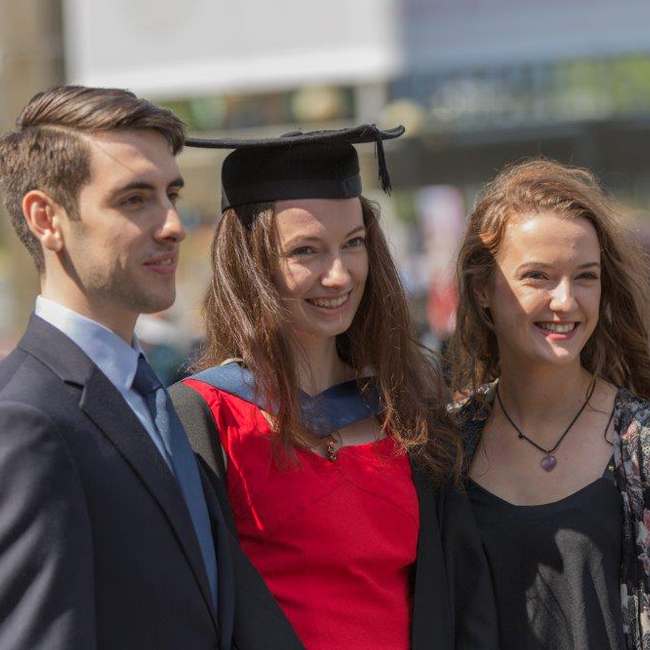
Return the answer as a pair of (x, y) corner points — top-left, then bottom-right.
(110, 176), (185, 197)
(112, 181), (155, 195)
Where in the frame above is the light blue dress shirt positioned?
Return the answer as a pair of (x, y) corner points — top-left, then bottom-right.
(35, 296), (173, 470)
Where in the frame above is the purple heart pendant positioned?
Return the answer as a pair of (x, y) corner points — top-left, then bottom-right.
(540, 455), (557, 472)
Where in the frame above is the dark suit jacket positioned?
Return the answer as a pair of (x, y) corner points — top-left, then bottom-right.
(171, 381), (499, 650)
(0, 316), (234, 649)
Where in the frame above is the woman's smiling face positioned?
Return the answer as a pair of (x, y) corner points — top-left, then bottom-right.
(481, 211), (602, 371)
(273, 197), (368, 345)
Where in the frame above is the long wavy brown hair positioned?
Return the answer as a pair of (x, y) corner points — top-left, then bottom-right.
(196, 196), (462, 481)
(447, 158), (650, 400)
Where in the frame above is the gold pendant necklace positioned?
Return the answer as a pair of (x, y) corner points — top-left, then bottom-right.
(325, 433), (340, 462)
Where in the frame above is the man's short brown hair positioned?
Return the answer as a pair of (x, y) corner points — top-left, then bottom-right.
(0, 85), (185, 272)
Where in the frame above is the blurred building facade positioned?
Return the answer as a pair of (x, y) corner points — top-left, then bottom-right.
(2, 0), (650, 349)
(0, 0), (64, 349)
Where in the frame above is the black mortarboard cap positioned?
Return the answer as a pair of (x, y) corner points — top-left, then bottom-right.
(184, 124), (405, 212)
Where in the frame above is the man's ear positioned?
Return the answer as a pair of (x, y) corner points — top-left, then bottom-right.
(22, 190), (66, 252)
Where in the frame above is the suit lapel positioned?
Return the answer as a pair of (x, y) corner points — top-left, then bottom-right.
(80, 368), (218, 628)
(410, 460), (453, 650)
(19, 316), (218, 630)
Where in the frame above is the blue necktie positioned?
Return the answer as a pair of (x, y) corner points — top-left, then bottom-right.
(132, 355), (218, 610)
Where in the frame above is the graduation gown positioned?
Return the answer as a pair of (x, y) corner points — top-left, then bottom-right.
(169, 375), (498, 650)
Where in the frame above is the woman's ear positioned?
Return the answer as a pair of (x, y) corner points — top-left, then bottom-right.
(22, 190), (65, 252)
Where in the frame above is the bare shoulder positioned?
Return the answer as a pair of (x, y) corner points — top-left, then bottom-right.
(588, 379), (618, 416)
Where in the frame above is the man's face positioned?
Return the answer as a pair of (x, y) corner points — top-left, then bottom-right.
(60, 129), (185, 322)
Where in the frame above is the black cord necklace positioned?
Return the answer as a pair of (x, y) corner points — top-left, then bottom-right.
(495, 381), (596, 472)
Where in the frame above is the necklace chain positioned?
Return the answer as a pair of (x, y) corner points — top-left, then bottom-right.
(496, 382), (596, 456)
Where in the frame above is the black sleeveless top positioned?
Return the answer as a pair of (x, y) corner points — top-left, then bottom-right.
(468, 462), (625, 650)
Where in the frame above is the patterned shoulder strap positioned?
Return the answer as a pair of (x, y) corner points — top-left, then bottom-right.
(613, 387), (650, 649)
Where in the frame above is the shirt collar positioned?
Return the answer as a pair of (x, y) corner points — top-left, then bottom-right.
(35, 295), (144, 391)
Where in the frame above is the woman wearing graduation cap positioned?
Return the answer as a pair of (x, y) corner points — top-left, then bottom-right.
(170, 125), (498, 650)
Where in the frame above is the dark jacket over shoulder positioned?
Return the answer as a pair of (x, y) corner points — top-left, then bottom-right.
(0, 316), (230, 650)
(170, 380), (499, 650)
(171, 382), (306, 650)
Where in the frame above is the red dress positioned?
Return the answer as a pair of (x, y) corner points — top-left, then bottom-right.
(184, 379), (419, 650)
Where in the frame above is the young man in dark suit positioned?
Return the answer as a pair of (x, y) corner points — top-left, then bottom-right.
(0, 85), (233, 650)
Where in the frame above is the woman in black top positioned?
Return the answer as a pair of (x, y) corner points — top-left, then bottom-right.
(447, 159), (650, 650)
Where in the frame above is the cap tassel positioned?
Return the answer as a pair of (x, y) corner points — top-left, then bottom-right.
(372, 128), (392, 194)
